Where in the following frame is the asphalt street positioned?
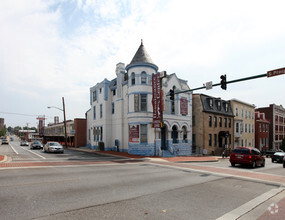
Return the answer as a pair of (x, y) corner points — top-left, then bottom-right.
(1, 137), (285, 219)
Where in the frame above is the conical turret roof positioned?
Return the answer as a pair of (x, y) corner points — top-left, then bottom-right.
(126, 40), (158, 71)
(130, 40), (154, 65)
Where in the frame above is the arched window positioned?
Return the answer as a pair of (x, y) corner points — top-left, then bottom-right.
(182, 126), (187, 143)
(131, 72), (135, 85)
(172, 125), (178, 144)
(141, 72), (146, 84)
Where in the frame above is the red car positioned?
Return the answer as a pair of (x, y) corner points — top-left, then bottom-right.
(229, 147), (265, 168)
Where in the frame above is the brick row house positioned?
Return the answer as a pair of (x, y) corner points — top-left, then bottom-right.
(255, 111), (270, 151)
(192, 94), (234, 156)
(230, 99), (255, 148)
(256, 104), (285, 150)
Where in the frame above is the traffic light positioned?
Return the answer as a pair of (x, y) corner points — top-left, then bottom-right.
(220, 74), (227, 90)
(169, 89), (174, 100)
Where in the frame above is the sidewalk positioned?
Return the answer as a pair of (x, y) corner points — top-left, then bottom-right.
(68, 147), (220, 162)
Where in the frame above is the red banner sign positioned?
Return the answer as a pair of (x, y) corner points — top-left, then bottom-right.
(152, 73), (162, 128)
(129, 125), (139, 143)
(267, 67), (285, 77)
(180, 98), (188, 116)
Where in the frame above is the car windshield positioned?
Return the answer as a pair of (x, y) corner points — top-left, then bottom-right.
(50, 142), (61, 146)
(33, 141), (40, 144)
(232, 148), (250, 154)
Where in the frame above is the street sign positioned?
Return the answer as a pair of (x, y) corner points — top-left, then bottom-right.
(267, 67), (285, 77)
(205, 81), (213, 90)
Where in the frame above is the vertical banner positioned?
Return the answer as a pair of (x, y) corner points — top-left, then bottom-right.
(152, 73), (162, 128)
(180, 98), (188, 116)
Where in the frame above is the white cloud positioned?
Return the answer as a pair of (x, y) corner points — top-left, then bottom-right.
(0, 0), (285, 127)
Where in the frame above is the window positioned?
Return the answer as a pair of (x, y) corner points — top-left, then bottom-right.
(225, 103), (229, 112)
(224, 118), (227, 128)
(217, 101), (221, 110)
(93, 106), (96, 120)
(134, 94), (147, 112)
(131, 72), (135, 85)
(209, 134), (212, 146)
(214, 134), (217, 146)
(249, 124), (251, 133)
(112, 89), (116, 96)
(209, 99), (213, 109)
(209, 116), (212, 127)
(100, 104), (103, 118)
(245, 124), (248, 133)
(141, 124), (147, 143)
(236, 107), (238, 116)
(219, 117), (222, 127)
(172, 126), (178, 144)
(99, 88), (102, 94)
(141, 94), (147, 111)
(214, 116), (217, 127)
(171, 100), (175, 114)
(141, 72), (146, 84)
(124, 73), (128, 81)
(93, 91), (97, 102)
(236, 122), (239, 133)
(112, 102), (115, 114)
(182, 126), (187, 143)
(229, 119), (231, 128)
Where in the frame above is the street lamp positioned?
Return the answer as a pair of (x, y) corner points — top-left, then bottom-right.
(47, 97), (68, 148)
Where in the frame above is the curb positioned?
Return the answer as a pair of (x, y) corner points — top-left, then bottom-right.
(0, 155), (8, 163)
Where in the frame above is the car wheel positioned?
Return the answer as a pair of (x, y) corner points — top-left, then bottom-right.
(261, 160), (265, 167)
(252, 161), (256, 168)
(272, 159), (274, 163)
(231, 163), (235, 167)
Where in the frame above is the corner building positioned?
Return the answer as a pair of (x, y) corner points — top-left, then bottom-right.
(86, 42), (192, 156)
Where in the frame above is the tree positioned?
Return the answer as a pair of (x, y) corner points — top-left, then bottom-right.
(0, 128), (6, 137)
(281, 138), (285, 152)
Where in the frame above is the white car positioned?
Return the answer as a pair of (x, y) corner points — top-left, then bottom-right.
(43, 142), (64, 153)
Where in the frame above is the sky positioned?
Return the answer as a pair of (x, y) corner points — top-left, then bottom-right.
(0, 0), (285, 128)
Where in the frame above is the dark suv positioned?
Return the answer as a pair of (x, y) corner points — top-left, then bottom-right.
(229, 147), (265, 168)
(30, 140), (43, 150)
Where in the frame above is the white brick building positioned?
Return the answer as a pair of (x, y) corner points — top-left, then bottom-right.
(86, 42), (192, 156)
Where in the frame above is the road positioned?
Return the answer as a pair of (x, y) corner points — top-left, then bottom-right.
(0, 136), (284, 219)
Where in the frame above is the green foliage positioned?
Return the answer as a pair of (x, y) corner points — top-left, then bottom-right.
(0, 128), (6, 137)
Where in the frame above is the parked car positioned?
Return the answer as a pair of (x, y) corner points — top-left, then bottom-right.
(43, 142), (64, 153)
(1, 138), (9, 144)
(20, 140), (29, 146)
(229, 147), (265, 168)
(30, 140), (43, 149)
(272, 152), (285, 163)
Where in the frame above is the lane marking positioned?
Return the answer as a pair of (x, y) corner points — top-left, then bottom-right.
(9, 144), (19, 154)
(21, 147), (46, 159)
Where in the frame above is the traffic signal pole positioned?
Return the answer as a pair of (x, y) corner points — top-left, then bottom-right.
(175, 72), (278, 94)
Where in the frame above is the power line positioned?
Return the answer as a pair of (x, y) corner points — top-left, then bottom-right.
(0, 111), (52, 118)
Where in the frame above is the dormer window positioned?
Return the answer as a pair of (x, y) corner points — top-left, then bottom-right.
(225, 103), (229, 112)
(209, 99), (213, 109)
(217, 101), (221, 110)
